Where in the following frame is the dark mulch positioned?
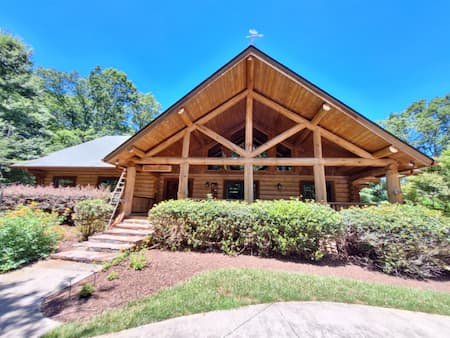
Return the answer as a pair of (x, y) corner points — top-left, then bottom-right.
(41, 249), (450, 323)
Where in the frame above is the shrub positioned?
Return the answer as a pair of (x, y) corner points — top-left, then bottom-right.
(73, 199), (113, 240)
(0, 184), (110, 224)
(149, 199), (343, 261)
(342, 204), (450, 278)
(129, 250), (147, 270)
(79, 282), (95, 299)
(107, 271), (119, 281)
(0, 204), (62, 272)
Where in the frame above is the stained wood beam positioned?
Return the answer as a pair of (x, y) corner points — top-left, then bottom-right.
(135, 157), (395, 167)
(177, 130), (191, 199)
(296, 103), (331, 145)
(386, 164), (403, 203)
(251, 124), (306, 157)
(196, 124), (248, 157)
(177, 108), (193, 127)
(122, 166), (136, 216)
(373, 145), (398, 158)
(313, 129), (327, 203)
(144, 90), (248, 158)
(252, 92), (374, 159)
(128, 146), (146, 158)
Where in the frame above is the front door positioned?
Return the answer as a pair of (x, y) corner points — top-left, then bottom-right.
(164, 179), (193, 200)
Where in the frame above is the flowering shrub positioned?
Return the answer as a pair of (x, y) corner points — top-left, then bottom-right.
(342, 204), (450, 278)
(0, 185), (110, 224)
(73, 199), (113, 240)
(0, 204), (62, 272)
(149, 199), (343, 261)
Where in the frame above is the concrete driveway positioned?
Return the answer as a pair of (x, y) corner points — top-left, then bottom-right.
(0, 259), (99, 338)
(100, 301), (450, 338)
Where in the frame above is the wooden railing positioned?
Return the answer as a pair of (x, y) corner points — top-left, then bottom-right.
(328, 202), (376, 211)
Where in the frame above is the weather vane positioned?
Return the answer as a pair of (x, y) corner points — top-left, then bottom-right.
(246, 29), (264, 45)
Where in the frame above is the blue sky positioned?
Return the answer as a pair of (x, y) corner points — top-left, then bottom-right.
(1, 0), (449, 121)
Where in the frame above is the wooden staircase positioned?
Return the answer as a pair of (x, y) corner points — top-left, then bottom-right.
(51, 217), (153, 263)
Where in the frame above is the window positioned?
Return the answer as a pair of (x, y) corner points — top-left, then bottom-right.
(97, 177), (119, 191)
(299, 181), (335, 202)
(53, 176), (76, 188)
(207, 144), (223, 171)
(224, 180), (258, 200)
(276, 144), (292, 172)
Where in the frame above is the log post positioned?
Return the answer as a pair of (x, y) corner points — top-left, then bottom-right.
(123, 166), (136, 216)
(313, 130), (327, 203)
(244, 92), (254, 203)
(386, 164), (403, 203)
(177, 130), (191, 199)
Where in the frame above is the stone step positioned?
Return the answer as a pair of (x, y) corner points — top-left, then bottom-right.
(89, 233), (145, 244)
(74, 241), (133, 252)
(104, 228), (151, 236)
(122, 219), (150, 225)
(115, 223), (152, 230)
(51, 250), (117, 263)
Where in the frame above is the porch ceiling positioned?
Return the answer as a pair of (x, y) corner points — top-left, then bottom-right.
(104, 47), (434, 171)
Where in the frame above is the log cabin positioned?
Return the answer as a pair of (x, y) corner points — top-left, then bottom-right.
(13, 46), (434, 215)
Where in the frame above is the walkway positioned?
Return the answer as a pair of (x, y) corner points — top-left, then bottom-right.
(100, 301), (450, 338)
(0, 259), (99, 338)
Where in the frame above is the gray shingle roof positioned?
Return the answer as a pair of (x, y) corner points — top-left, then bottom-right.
(12, 136), (130, 168)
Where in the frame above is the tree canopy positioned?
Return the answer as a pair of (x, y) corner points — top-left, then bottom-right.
(0, 31), (160, 182)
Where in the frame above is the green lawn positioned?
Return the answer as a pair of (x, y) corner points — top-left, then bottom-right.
(45, 268), (450, 338)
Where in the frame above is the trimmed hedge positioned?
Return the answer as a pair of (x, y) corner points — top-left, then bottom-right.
(0, 185), (110, 224)
(0, 204), (63, 272)
(148, 199), (343, 261)
(342, 204), (450, 278)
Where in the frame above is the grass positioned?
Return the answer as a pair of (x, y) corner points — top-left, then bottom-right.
(44, 268), (450, 338)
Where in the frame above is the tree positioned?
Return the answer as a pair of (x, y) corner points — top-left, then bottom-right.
(131, 92), (160, 131)
(380, 94), (449, 157)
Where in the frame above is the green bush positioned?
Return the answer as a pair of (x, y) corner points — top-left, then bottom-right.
(79, 282), (95, 299)
(129, 250), (147, 270)
(73, 199), (113, 240)
(0, 204), (62, 272)
(107, 271), (119, 281)
(342, 204), (450, 278)
(149, 199), (343, 261)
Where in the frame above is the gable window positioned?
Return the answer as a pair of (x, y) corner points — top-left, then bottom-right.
(276, 144), (292, 172)
(299, 181), (335, 202)
(224, 180), (258, 200)
(97, 177), (119, 191)
(53, 176), (76, 188)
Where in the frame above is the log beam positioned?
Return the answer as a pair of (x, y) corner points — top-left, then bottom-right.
(251, 123), (306, 157)
(386, 164), (403, 204)
(177, 108), (193, 127)
(373, 145), (398, 158)
(313, 129), (327, 203)
(122, 166), (136, 216)
(128, 146), (146, 158)
(135, 157), (395, 167)
(296, 103), (331, 145)
(252, 92), (374, 159)
(196, 124), (248, 157)
(177, 130), (191, 199)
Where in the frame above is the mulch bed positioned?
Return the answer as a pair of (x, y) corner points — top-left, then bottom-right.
(42, 249), (450, 323)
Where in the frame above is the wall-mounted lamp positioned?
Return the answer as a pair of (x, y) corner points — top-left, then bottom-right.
(277, 183), (283, 191)
(205, 182), (210, 188)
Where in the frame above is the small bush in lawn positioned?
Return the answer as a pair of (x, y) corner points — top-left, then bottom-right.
(129, 250), (147, 270)
(149, 199), (343, 261)
(73, 199), (113, 240)
(107, 271), (119, 281)
(0, 184), (110, 224)
(79, 282), (95, 299)
(342, 204), (450, 278)
(0, 204), (62, 272)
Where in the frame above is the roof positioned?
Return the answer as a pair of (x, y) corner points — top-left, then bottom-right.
(12, 136), (130, 169)
(103, 46), (433, 171)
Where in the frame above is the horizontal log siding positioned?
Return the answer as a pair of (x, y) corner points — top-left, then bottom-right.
(157, 172), (350, 202)
(41, 168), (122, 186)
